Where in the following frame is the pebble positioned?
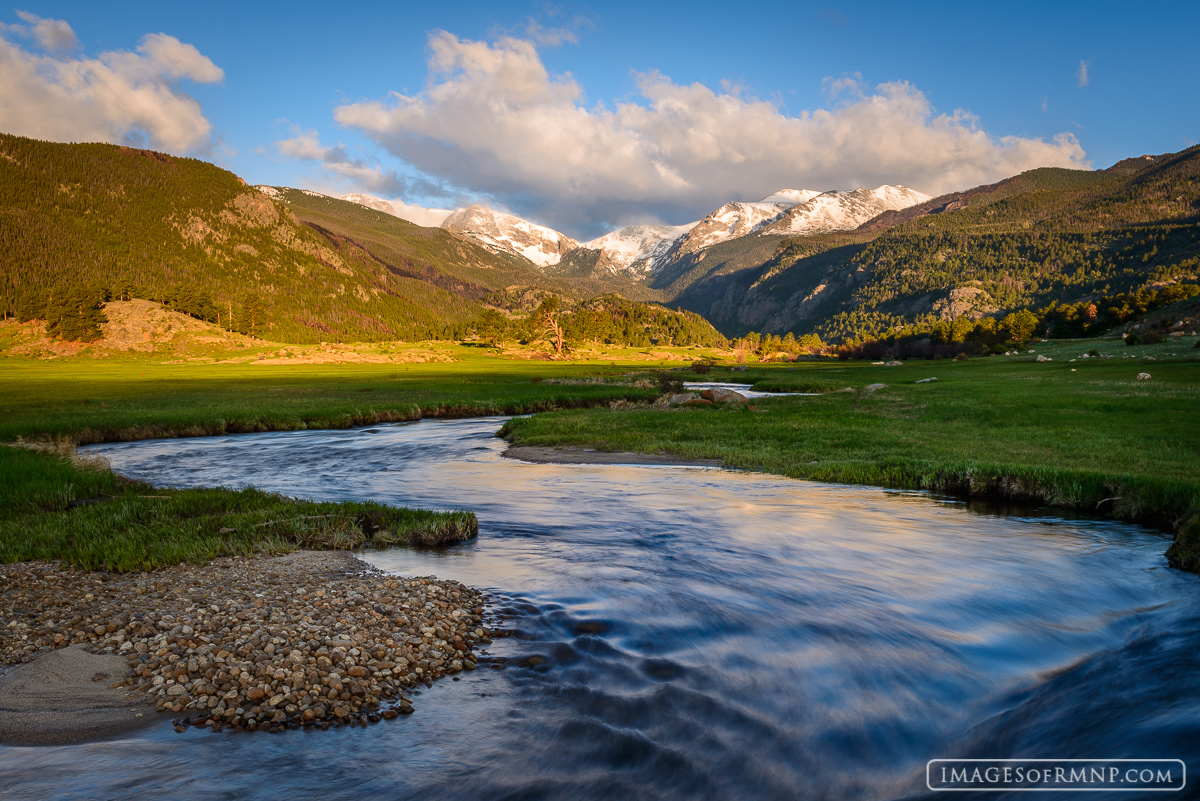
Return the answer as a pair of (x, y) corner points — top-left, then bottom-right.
(0, 551), (490, 734)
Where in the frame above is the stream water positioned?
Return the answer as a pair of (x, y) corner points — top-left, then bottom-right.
(3, 416), (1198, 800)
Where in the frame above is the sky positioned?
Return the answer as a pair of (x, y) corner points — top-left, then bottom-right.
(1, 1), (1197, 240)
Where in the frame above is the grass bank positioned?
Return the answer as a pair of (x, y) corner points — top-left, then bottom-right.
(1, 442), (477, 572)
(501, 345), (1200, 571)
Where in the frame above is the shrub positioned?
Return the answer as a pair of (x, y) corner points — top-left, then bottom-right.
(692, 360), (713, 375)
(1125, 333), (1142, 346)
(654, 372), (684, 394)
(1143, 330), (1165, 344)
(1087, 349), (1101, 357)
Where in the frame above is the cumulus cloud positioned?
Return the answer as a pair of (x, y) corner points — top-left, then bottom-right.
(389, 199), (453, 228)
(333, 31), (1088, 236)
(10, 10), (78, 51)
(0, 18), (222, 153)
(1076, 60), (1090, 87)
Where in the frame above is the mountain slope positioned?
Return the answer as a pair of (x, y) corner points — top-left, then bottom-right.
(0, 134), (428, 342)
(688, 151), (1200, 339)
(0, 134), (654, 343)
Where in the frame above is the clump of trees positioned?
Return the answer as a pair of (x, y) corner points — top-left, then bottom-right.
(18, 285), (109, 342)
(729, 331), (825, 361)
(466, 294), (728, 354)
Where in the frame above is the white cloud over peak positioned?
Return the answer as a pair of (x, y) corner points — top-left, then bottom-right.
(0, 18), (222, 153)
(388, 199), (453, 228)
(332, 31), (1088, 235)
(1076, 60), (1090, 88)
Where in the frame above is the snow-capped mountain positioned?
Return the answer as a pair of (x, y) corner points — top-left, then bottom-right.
(432, 185), (929, 277)
(758, 186), (931, 236)
(440, 205), (579, 268)
(581, 223), (696, 276)
(341, 193), (396, 215)
(666, 191), (822, 259)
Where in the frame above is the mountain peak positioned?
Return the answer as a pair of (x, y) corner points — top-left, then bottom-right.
(441, 205), (578, 267)
(758, 189), (822, 205)
(759, 185), (931, 236)
(341, 193), (396, 215)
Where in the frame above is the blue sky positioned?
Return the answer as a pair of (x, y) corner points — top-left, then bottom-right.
(2, 1), (1197, 238)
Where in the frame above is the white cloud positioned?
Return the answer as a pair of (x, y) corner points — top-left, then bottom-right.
(0, 20), (222, 153)
(333, 32), (1088, 236)
(1077, 60), (1090, 87)
(12, 10), (77, 51)
(388, 199), (453, 228)
(272, 128), (409, 197)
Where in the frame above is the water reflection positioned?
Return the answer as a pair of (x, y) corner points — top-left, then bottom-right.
(1, 417), (1194, 800)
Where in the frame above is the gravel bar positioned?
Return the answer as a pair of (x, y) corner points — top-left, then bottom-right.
(0, 551), (490, 738)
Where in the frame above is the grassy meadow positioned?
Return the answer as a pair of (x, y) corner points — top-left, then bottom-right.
(3, 335), (1199, 572)
(0, 345), (679, 444)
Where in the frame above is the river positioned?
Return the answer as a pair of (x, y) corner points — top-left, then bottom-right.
(2, 415), (1197, 799)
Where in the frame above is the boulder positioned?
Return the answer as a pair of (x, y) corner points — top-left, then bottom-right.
(700, 388), (748, 405)
(652, 392), (700, 409)
(864, 383), (887, 394)
(1137, 373), (1151, 380)
(915, 377), (938, 384)
(885, 360), (903, 366)
(1036, 355), (1051, 362)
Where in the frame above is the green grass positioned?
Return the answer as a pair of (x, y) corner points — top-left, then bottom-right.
(502, 350), (1200, 569)
(0, 350), (662, 444)
(0, 351), (670, 572)
(0, 444), (477, 571)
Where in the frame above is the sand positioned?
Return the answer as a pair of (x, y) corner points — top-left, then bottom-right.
(0, 644), (160, 746)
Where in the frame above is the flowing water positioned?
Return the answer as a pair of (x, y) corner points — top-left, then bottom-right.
(3, 416), (1198, 800)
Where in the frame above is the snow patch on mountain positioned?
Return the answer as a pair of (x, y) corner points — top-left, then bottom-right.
(441, 205), (579, 267)
(664, 190), (819, 260)
(759, 189), (822, 205)
(760, 186), (931, 236)
(582, 223), (696, 275)
(340, 193), (396, 215)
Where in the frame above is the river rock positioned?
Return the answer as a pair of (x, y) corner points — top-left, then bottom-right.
(0, 551), (486, 737)
(700, 388), (748, 404)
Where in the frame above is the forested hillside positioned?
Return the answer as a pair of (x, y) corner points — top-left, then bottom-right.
(677, 147), (1200, 341)
(0, 134), (657, 344)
